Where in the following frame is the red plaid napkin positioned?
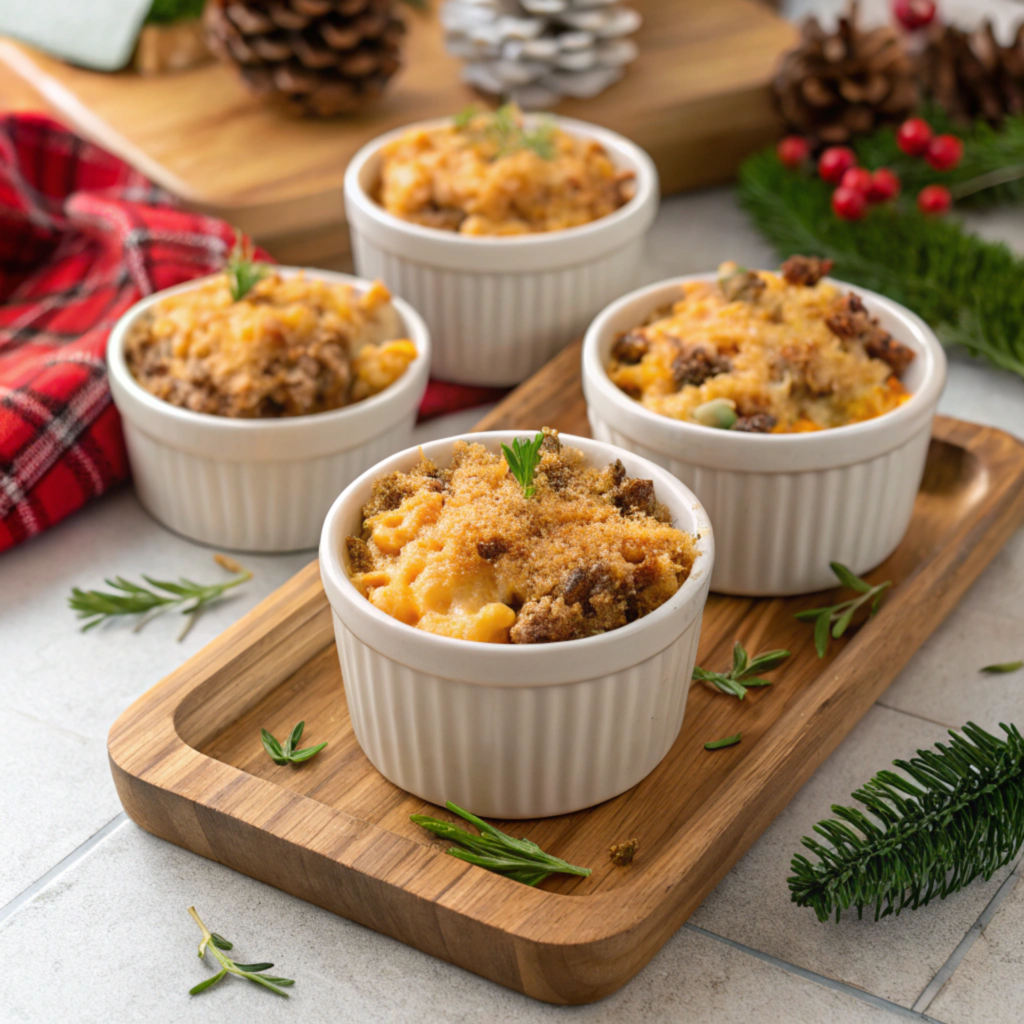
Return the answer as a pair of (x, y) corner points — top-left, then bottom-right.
(0, 114), (505, 555)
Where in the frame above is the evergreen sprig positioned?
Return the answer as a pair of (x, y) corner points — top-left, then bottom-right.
(790, 722), (1024, 923)
(411, 801), (591, 886)
(737, 144), (1024, 379)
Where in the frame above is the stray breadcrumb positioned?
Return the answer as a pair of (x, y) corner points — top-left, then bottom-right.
(609, 838), (639, 867)
(213, 553), (243, 574)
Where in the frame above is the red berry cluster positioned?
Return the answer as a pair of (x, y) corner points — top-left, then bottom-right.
(892, 0), (936, 31)
(895, 118), (960, 214)
(776, 136), (901, 221)
(775, 115), (962, 221)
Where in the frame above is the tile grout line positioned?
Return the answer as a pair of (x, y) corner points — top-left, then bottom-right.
(873, 701), (971, 735)
(0, 813), (128, 927)
(684, 924), (945, 1022)
(910, 869), (1021, 1014)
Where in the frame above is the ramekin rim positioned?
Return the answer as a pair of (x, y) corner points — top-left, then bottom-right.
(106, 267), (431, 434)
(581, 272), (947, 447)
(343, 113), (658, 249)
(320, 430), (714, 660)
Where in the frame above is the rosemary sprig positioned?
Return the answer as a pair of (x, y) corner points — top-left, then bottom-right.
(794, 562), (891, 658)
(705, 733), (742, 750)
(260, 721), (327, 766)
(188, 906), (293, 997)
(693, 641), (791, 699)
(501, 432), (545, 499)
(982, 661), (1024, 674)
(411, 801), (591, 887)
(68, 554), (252, 641)
(225, 231), (266, 302)
(790, 722), (1024, 923)
(453, 104), (557, 160)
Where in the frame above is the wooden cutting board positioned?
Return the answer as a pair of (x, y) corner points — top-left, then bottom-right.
(0, 0), (796, 260)
(107, 340), (1024, 1004)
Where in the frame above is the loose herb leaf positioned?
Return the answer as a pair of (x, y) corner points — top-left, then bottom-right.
(188, 907), (292, 998)
(693, 641), (791, 699)
(795, 563), (891, 658)
(501, 432), (545, 499)
(68, 556), (252, 641)
(225, 232), (266, 302)
(982, 661), (1024, 674)
(260, 722), (327, 766)
(411, 801), (591, 886)
(705, 733), (742, 750)
(790, 722), (1024, 922)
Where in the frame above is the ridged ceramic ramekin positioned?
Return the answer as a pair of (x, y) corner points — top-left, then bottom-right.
(107, 269), (431, 553)
(582, 275), (947, 596)
(320, 431), (713, 819)
(343, 117), (659, 387)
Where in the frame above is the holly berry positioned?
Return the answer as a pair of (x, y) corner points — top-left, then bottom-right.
(777, 135), (811, 168)
(818, 146), (857, 184)
(925, 134), (964, 171)
(832, 186), (868, 221)
(896, 118), (933, 156)
(840, 167), (874, 196)
(868, 168), (901, 202)
(918, 184), (952, 215)
(892, 0), (936, 31)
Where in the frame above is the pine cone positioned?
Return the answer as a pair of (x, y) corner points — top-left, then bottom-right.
(204, 0), (406, 117)
(441, 0), (640, 110)
(774, 3), (918, 146)
(918, 21), (1024, 125)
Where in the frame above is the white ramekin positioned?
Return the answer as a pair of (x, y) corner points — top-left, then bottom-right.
(319, 431), (713, 819)
(107, 269), (431, 553)
(344, 117), (659, 387)
(582, 275), (947, 596)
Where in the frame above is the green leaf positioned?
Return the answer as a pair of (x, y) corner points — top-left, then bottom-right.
(705, 733), (742, 750)
(225, 232), (266, 303)
(982, 661), (1024, 674)
(243, 973), (290, 997)
(743, 649), (791, 675)
(261, 729), (284, 761)
(830, 562), (872, 593)
(288, 742), (328, 763)
(285, 721), (304, 757)
(832, 606), (856, 639)
(732, 642), (749, 676)
(501, 433), (545, 499)
(795, 607), (829, 622)
(209, 933), (233, 951)
(233, 962), (274, 972)
(814, 612), (831, 658)
(189, 967), (228, 994)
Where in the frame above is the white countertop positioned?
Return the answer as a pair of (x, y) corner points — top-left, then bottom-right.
(2, 181), (1023, 1022)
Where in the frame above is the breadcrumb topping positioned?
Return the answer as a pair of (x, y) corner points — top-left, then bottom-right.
(346, 431), (697, 644)
(607, 260), (915, 433)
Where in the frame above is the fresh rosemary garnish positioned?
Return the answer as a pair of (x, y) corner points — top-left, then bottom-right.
(501, 432), (545, 499)
(411, 801), (591, 887)
(705, 733), (742, 750)
(693, 641), (791, 699)
(452, 104), (557, 160)
(982, 661), (1024, 674)
(225, 231), (266, 302)
(790, 722), (1024, 923)
(260, 721), (327, 766)
(188, 906), (294, 997)
(68, 553), (252, 641)
(795, 562), (892, 658)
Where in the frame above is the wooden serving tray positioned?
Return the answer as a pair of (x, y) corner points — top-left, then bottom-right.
(0, 1), (795, 253)
(108, 342), (1024, 1005)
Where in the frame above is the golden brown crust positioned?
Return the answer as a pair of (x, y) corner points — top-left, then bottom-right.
(346, 433), (696, 645)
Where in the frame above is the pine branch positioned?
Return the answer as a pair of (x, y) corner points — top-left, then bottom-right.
(789, 722), (1024, 923)
(737, 148), (1024, 379)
